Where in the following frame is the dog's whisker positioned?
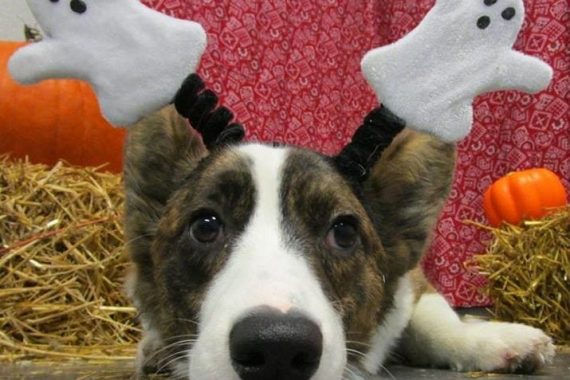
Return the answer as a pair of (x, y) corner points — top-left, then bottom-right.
(175, 317), (200, 327)
(141, 340), (181, 366)
(343, 364), (357, 380)
(141, 334), (197, 364)
(343, 362), (365, 380)
(141, 338), (196, 369)
(160, 333), (200, 343)
(156, 352), (188, 374)
(346, 347), (367, 360)
(153, 349), (190, 373)
(155, 351), (191, 376)
(378, 363), (397, 380)
(171, 359), (192, 380)
(346, 339), (372, 348)
(140, 340), (195, 367)
(156, 339), (197, 352)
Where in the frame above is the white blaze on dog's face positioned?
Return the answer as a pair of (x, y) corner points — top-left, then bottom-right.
(145, 143), (386, 380)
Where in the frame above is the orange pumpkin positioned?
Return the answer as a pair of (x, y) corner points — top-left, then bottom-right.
(483, 168), (568, 227)
(0, 41), (125, 173)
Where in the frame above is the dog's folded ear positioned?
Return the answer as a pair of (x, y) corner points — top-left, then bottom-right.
(362, 131), (456, 279)
(124, 106), (207, 264)
(124, 74), (245, 274)
(334, 107), (455, 279)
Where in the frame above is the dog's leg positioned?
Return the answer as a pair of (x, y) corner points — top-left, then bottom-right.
(398, 292), (555, 373)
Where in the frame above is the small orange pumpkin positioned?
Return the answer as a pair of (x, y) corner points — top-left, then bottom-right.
(483, 168), (568, 227)
(0, 41), (125, 172)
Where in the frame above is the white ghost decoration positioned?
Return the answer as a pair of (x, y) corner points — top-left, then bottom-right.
(9, 0), (207, 126)
(361, 0), (553, 142)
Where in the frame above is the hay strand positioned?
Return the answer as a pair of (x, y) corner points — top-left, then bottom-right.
(0, 156), (139, 361)
(469, 206), (570, 344)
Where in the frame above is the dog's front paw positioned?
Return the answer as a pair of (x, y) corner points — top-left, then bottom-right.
(456, 322), (555, 373)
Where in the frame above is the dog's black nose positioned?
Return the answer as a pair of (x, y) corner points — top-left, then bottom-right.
(230, 307), (323, 380)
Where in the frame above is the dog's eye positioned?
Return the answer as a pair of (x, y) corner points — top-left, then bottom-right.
(326, 216), (359, 252)
(190, 214), (223, 244)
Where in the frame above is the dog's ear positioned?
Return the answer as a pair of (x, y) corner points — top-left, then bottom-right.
(334, 107), (454, 280)
(124, 106), (207, 264)
(123, 76), (245, 327)
(124, 74), (245, 264)
(362, 131), (456, 280)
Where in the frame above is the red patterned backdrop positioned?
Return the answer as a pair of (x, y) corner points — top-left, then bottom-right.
(143, 0), (569, 307)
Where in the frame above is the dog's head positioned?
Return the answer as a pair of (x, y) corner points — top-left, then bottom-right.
(124, 101), (454, 379)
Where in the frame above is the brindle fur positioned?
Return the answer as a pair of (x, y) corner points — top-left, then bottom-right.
(124, 107), (207, 369)
(280, 151), (385, 347)
(362, 131), (455, 323)
(124, 106), (455, 375)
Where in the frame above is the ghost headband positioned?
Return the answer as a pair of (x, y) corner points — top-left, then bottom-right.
(8, 0), (553, 145)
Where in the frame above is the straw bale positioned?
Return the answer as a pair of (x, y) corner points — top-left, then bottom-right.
(0, 156), (139, 361)
(470, 206), (570, 345)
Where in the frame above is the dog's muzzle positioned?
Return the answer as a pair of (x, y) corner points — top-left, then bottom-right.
(229, 307), (323, 380)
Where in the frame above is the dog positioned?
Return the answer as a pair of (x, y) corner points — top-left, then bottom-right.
(123, 98), (555, 379)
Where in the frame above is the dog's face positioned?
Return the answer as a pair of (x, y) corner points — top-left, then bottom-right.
(153, 143), (386, 379)
(125, 107), (454, 379)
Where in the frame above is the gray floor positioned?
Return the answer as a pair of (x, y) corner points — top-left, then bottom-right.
(1, 352), (568, 379)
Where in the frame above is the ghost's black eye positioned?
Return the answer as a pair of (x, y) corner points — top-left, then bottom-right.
(70, 0), (87, 14)
(190, 214), (224, 244)
(325, 216), (360, 253)
(477, 16), (491, 29)
(502, 7), (516, 20)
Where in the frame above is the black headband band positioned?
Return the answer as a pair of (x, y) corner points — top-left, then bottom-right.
(334, 105), (405, 182)
(174, 74), (245, 150)
(174, 74), (404, 182)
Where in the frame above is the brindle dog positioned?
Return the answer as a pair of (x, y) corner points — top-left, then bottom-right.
(124, 106), (554, 380)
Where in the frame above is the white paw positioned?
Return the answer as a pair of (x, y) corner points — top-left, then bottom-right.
(453, 322), (555, 373)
